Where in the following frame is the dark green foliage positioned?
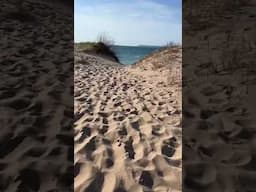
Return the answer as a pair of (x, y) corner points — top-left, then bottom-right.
(92, 42), (119, 62)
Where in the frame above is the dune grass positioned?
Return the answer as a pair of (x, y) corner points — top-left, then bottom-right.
(75, 42), (119, 62)
(75, 42), (97, 51)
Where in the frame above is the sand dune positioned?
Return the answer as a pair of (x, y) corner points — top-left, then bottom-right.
(74, 48), (182, 192)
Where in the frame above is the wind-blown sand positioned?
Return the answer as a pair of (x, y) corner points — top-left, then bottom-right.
(74, 47), (182, 192)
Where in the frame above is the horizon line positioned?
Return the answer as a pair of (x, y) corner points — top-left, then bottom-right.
(74, 41), (181, 47)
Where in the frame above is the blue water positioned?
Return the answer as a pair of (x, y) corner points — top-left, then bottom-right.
(111, 45), (161, 65)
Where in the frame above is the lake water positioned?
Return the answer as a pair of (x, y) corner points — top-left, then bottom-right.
(111, 45), (161, 65)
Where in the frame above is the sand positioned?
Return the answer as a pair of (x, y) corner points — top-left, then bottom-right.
(183, 0), (256, 191)
(74, 49), (182, 192)
(0, 0), (73, 191)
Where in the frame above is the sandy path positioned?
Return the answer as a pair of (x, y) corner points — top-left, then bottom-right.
(74, 52), (181, 192)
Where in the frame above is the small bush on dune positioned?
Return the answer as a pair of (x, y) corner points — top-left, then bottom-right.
(78, 34), (119, 62)
(166, 41), (178, 47)
(92, 42), (119, 62)
(93, 33), (119, 62)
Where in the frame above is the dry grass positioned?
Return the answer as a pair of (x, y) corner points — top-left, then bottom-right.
(75, 42), (119, 62)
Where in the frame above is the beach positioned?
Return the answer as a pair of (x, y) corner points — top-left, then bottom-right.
(74, 47), (182, 191)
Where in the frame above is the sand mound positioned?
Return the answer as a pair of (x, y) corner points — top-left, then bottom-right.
(134, 46), (182, 86)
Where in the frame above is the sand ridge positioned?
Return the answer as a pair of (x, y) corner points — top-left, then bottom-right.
(74, 50), (181, 192)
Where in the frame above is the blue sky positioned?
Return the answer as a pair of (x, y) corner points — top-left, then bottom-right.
(75, 0), (181, 46)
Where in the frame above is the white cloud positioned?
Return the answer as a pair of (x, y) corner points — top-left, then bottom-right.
(75, 0), (181, 45)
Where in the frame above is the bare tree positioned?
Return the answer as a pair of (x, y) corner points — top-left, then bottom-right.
(97, 33), (115, 46)
(166, 41), (180, 48)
